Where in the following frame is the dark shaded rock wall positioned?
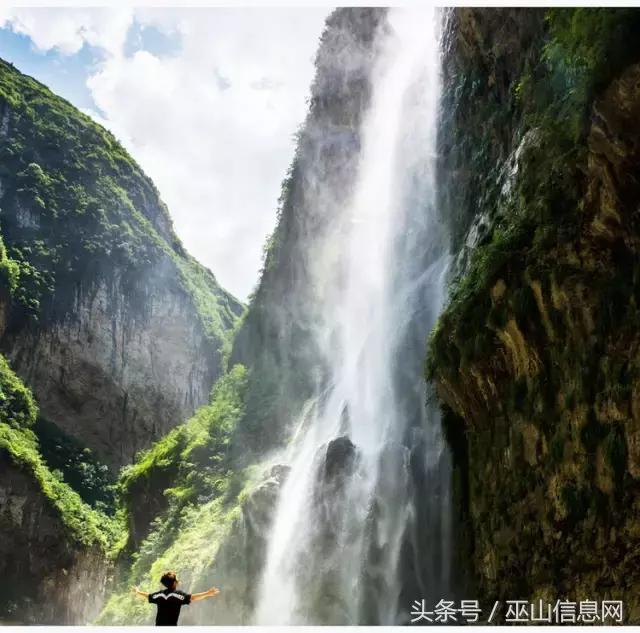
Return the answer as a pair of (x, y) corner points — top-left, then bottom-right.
(0, 455), (110, 624)
(430, 7), (640, 622)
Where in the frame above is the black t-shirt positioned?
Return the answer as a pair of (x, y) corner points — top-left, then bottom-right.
(148, 589), (192, 626)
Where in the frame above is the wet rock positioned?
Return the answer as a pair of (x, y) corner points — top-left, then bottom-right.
(269, 463), (291, 484)
(323, 435), (357, 481)
(243, 464), (291, 530)
(432, 13), (640, 621)
(182, 465), (290, 625)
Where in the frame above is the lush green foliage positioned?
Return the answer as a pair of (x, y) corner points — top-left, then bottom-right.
(34, 417), (116, 512)
(121, 364), (248, 510)
(176, 255), (244, 355)
(0, 234), (19, 296)
(513, 9), (640, 145)
(98, 365), (253, 624)
(0, 424), (120, 549)
(0, 59), (241, 343)
(545, 9), (640, 96)
(97, 493), (244, 625)
(0, 353), (37, 428)
(0, 353), (120, 550)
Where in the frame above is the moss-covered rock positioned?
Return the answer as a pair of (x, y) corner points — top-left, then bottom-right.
(0, 351), (120, 623)
(429, 7), (640, 622)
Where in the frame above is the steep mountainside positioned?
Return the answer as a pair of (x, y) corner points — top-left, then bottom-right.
(0, 59), (242, 467)
(229, 8), (386, 461)
(0, 57), (242, 624)
(429, 8), (640, 621)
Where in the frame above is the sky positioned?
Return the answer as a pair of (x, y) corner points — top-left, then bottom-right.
(0, 7), (331, 300)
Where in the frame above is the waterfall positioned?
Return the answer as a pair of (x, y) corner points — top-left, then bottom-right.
(254, 8), (452, 624)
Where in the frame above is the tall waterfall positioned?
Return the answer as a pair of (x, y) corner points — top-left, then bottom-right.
(254, 8), (452, 624)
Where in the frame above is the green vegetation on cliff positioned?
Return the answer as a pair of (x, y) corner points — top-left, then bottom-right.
(0, 352), (36, 427)
(98, 364), (254, 624)
(34, 417), (117, 512)
(429, 7), (640, 619)
(430, 7), (640, 379)
(121, 364), (248, 513)
(98, 494), (244, 625)
(0, 353), (120, 550)
(0, 58), (242, 344)
(0, 121), (124, 547)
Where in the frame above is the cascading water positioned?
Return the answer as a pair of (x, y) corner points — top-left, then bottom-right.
(254, 8), (453, 624)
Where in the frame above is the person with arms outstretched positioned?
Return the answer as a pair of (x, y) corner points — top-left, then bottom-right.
(132, 570), (220, 626)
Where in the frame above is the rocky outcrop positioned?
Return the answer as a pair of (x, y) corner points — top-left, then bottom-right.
(322, 436), (357, 482)
(438, 8), (545, 264)
(311, 435), (358, 550)
(430, 7), (640, 623)
(184, 464), (290, 625)
(0, 455), (110, 624)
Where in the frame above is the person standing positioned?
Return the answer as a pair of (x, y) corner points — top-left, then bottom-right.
(132, 571), (220, 626)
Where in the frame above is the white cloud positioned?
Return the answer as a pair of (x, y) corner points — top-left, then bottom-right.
(0, 7), (133, 56)
(1, 8), (330, 299)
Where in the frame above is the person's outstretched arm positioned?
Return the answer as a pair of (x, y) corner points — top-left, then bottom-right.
(131, 586), (150, 600)
(191, 587), (220, 602)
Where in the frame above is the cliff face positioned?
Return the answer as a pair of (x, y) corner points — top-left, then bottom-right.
(0, 457), (109, 624)
(430, 8), (640, 620)
(0, 59), (242, 467)
(4, 272), (225, 467)
(230, 8), (386, 459)
(0, 56), (243, 623)
(0, 352), (115, 624)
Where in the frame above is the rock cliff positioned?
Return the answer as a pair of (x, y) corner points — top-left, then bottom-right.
(0, 457), (109, 624)
(0, 59), (242, 467)
(0, 54), (242, 623)
(0, 351), (116, 624)
(429, 7), (640, 622)
(229, 8), (387, 459)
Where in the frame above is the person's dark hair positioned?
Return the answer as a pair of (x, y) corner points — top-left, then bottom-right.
(160, 571), (178, 589)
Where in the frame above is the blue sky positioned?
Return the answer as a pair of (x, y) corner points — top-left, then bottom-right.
(0, 27), (101, 111)
(0, 8), (330, 299)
